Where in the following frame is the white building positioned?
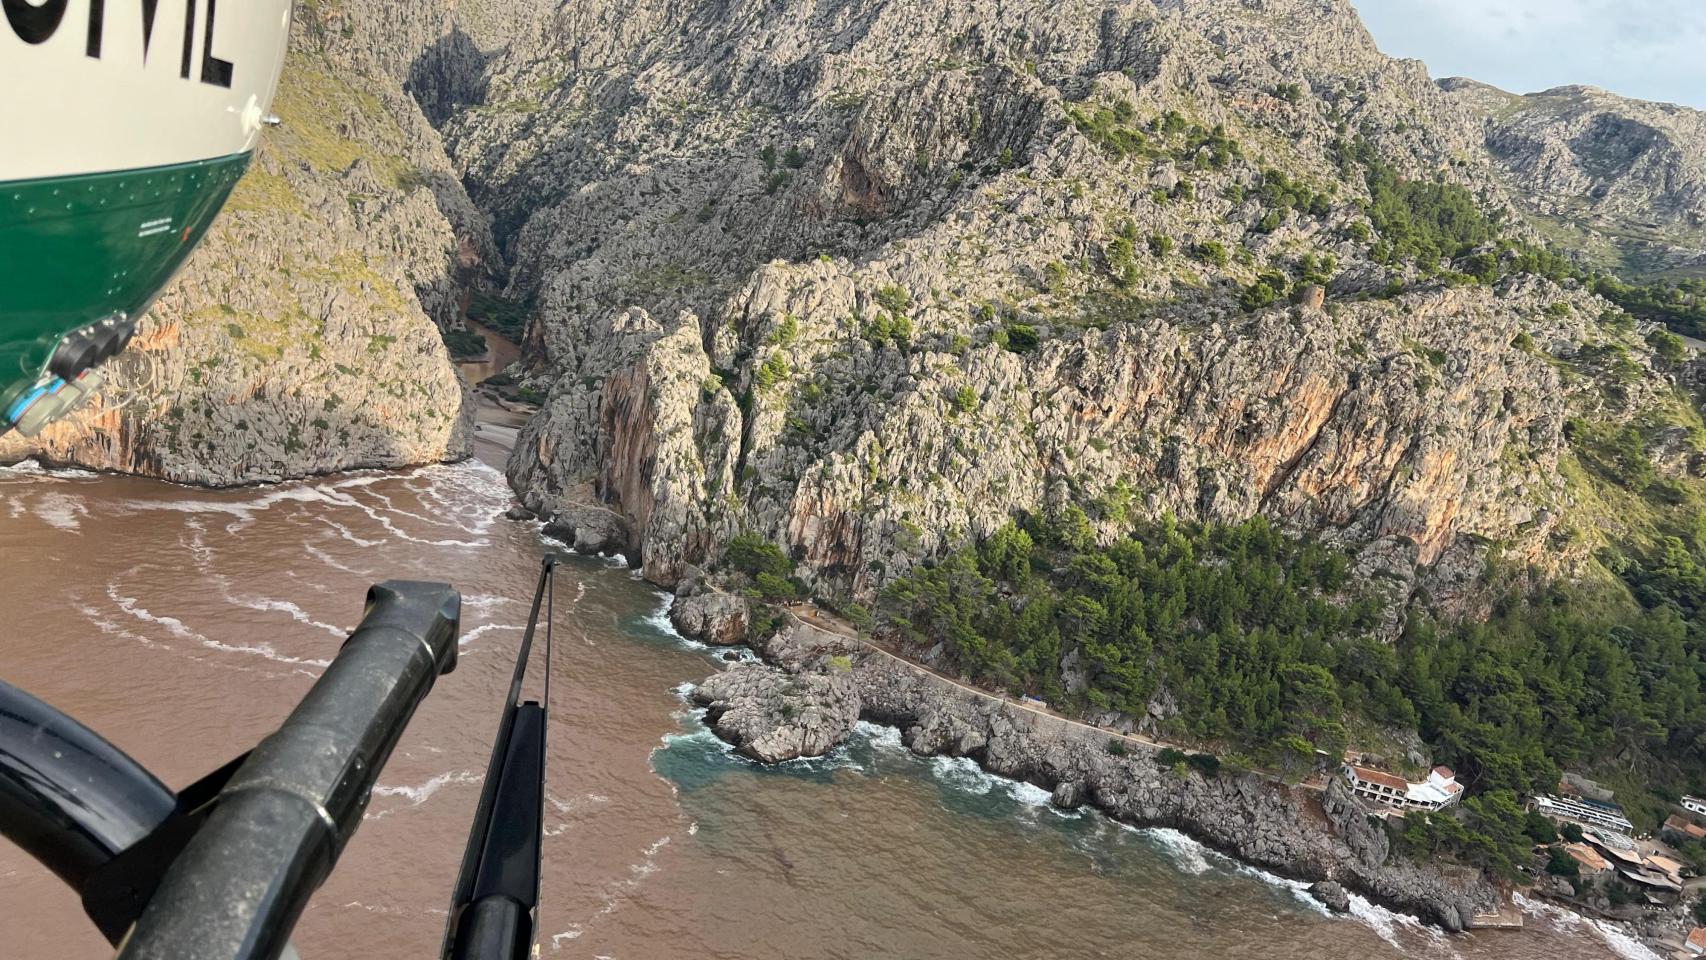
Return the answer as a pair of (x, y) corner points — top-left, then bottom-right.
(1530, 794), (1635, 835)
(1683, 795), (1706, 818)
(1343, 764), (1463, 812)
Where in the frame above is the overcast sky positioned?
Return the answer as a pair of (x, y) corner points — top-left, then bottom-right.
(1350, 0), (1706, 110)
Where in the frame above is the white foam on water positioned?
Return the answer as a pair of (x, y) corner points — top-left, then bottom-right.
(658, 724), (728, 751)
(341, 900), (411, 917)
(589, 835), (674, 921)
(0, 459), (97, 480)
(1138, 827), (1212, 875)
(1008, 779), (1061, 810)
(33, 492), (88, 531)
(366, 770), (482, 820)
(928, 754), (997, 795)
(324, 488), (488, 548)
(304, 541), (370, 575)
(201, 637), (332, 669)
(78, 603), (166, 649)
(108, 582), (332, 668)
(458, 622), (522, 650)
(672, 681), (697, 701)
(108, 582), (199, 641)
(854, 720), (905, 750)
(549, 928), (583, 950)
(315, 518), (387, 548)
(347, 484), (467, 532)
(183, 518), (215, 568)
(123, 485), (336, 527)
(547, 792), (610, 813)
(1344, 891), (1437, 951)
(462, 594), (519, 612)
(643, 593), (712, 652)
(230, 597), (348, 638)
(1513, 893), (1661, 960)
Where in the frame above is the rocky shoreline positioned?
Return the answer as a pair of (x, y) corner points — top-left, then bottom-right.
(672, 589), (1504, 934)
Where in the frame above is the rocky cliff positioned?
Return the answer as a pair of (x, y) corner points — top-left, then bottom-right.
(441, 0), (1682, 612)
(0, 12), (492, 484)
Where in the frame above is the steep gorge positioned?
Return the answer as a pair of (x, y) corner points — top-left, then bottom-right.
(427, 0), (1695, 619)
(10, 0), (1705, 622)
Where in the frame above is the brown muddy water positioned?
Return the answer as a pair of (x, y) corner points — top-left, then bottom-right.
(0, 434), (1662, 959)
(452, 319), (523, 386)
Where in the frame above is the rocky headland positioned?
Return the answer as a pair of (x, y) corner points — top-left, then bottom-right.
(682, 606), (1501, 931)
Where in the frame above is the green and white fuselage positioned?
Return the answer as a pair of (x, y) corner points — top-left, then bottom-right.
(0, 0), (292, 434)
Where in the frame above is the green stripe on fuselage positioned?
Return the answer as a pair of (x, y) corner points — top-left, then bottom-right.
(0, 153), (251, 417)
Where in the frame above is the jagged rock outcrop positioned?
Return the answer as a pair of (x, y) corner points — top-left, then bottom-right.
(1443, 78), (1706, 278)
(689, 615), (1500, 928)
(1309, 880), (1352, 913)
(439, 0), (1676, 610)
(691, 662), (861, 762)
(670, 582), (752, 646)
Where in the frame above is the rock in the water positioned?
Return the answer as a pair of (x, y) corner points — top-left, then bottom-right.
(692, 663), (859, 763)
(1310, 881), (1352, 913)
(1051, 780), (1085, 809)
(540, 506), (629, 556)
(669, 588), (751, 645)
(505, 506), (537, 521)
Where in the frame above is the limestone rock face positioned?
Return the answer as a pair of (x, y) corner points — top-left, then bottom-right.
(427, 0), (1673, 609)
(669, 586), (752, 646)
(692, 663), (861, 762)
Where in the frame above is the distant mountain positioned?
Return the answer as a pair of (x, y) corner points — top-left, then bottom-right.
(1442, 77), (1706, 280)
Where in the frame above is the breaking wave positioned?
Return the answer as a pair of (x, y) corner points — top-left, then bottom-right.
(1513, 893), (1661, 960)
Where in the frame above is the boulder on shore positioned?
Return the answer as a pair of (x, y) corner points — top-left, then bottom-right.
(670, 588), (751, 645)
(1052, 780), (1085, 809)
(692, 663), (860, 763)
(1309, 880), (1352, 913)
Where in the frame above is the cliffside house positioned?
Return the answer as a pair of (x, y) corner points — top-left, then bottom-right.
(1687, 927), (1706, 956)
(1529, 793), (1635, 836)
(1664, 814), (1706, 843)
(1342, 764), (1463, 812)
(1579, 830), (1684, 905)
(1684, 795), (1706, 818)
(1645, 854), (1684, 885)
(1612, 864), (1681, 905)
(1562, 842), (1611, 878)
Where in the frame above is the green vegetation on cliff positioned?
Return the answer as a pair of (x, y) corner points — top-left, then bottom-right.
(878, 505), (1706, 834)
